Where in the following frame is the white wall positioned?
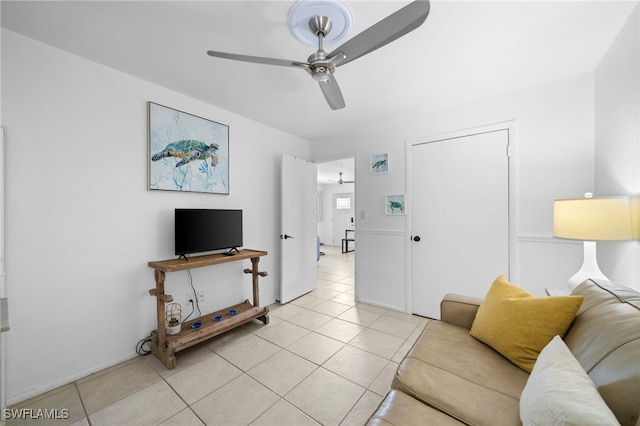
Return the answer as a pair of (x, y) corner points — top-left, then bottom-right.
(1, 30), (310, 404)
(312, 72), (596, 309)
(594, 4), (640, 290)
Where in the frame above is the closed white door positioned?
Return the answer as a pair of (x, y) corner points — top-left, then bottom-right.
(280, 154), (317, 303)
(411, 129), (510, 319)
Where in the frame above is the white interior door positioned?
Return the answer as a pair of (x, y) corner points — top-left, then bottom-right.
(280, 154), (317, 303)
(411, 129), (509, 319)
(332, 193), (354, 247)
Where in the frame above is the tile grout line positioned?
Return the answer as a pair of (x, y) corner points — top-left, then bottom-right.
(73, 381), (91, 426)
(160, 371), (209, 426)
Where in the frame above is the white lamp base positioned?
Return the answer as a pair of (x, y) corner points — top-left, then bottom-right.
(166, 323), (181, 335)
(568, 241), (610, 291)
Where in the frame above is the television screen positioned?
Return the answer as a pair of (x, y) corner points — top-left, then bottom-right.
(175, 209), (243, 256)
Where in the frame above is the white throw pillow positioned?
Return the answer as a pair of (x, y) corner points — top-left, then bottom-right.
(520, 335), (620, 426)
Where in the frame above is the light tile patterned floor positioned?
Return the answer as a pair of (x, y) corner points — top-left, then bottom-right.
(7, 246), (428, 426)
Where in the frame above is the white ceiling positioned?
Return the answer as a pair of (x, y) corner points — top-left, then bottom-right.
(1, 0), (637, 147)
(317, 157), (355, 184)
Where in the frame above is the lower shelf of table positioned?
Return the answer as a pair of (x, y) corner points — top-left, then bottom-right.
(150, 300), (269, 369)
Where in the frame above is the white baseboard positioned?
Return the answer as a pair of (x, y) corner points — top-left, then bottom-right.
(356, 297), (408, 313)
(7, 351), (139, 406)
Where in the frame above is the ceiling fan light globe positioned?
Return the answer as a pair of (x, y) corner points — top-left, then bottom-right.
(312, 70), (331, 82)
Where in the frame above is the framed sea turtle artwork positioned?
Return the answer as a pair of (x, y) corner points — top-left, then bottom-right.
(370, 153), (389, 175)
(148, 102), (229, 194)
(385, 194), (406, 215)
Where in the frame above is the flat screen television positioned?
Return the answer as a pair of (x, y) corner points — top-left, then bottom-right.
(175, 209), (243, 257)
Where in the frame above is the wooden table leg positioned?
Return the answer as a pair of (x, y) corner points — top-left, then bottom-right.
(154, 269), (169, 365)
(249, 257), (269, 324)
(250, 257), (260, 307)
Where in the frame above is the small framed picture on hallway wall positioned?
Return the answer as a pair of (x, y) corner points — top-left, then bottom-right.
(370, 153), (389, 174)
(386, 194), (406, 215)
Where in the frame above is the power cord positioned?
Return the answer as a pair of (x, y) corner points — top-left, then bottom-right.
(138, 269), (202, 354)
(188, 269), (201, 318)
(182, 299), (195, 323)
(182, 269), (201, 324)
(136, 336), (152, 356)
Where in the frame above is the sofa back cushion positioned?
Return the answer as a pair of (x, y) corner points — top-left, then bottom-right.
(564, 279), (640, 426)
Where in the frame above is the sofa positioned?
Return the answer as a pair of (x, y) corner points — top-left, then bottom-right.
(367, 279), (640, 425)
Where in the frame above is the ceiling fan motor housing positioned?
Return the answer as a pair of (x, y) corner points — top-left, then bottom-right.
(307, 15), (336, 82)
(308, 52), (334, 82)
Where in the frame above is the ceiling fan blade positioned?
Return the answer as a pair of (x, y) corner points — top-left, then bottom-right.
(207, 50), (308, 70)
(329, 0), (430, 67)
(318, 76), (346, 110)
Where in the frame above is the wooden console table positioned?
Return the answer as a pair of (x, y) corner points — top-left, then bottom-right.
(148, 249), (269, 369)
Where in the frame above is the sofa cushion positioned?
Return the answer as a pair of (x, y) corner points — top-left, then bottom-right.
(393, 320), (529, 425)
(469, 275), (583, 372)
(520, 335), (620, 426)
(367, 390), (464, 426)
(563, 280), (640, 426)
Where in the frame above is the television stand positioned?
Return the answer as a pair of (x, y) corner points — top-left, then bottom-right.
(147, 249), (269, 369)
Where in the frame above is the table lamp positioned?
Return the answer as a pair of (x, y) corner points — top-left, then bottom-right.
(553, 194), (638, 291)
(165, 303), (182, 335)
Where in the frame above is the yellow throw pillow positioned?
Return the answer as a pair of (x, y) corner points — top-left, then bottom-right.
(469, 275), (584, 373)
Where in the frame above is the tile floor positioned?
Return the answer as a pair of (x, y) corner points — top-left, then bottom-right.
(8, 246), (428, 426)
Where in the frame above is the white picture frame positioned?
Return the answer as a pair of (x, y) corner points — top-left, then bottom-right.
(385, 194), (406, 215)
(370, 153), (390, 174)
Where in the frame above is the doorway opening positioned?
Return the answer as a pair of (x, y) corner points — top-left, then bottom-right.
(316, 157), (356, 295)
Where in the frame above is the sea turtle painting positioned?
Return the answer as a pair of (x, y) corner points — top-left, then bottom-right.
(388, 200), (404, 214)
(372, 159), (388, 172)
(151, 140), (219, 168)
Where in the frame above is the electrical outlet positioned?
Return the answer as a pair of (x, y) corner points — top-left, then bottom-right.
(186, 292), (195, 306)
(186, 291), (205, 306)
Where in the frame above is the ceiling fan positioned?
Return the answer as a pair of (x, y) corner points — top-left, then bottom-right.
(207, 0), (431, 110)
(336, 172), (354, 184)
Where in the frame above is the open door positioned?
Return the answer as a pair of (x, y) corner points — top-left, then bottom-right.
(280, 154), (317, 303)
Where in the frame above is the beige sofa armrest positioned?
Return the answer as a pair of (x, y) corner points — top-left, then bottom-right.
(440, 294), (483, 329)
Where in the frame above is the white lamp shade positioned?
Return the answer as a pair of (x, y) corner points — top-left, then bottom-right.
(553, 196), (637, 241)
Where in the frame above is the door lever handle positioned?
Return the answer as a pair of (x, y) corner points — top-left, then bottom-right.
(281, 234), (295, 239)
